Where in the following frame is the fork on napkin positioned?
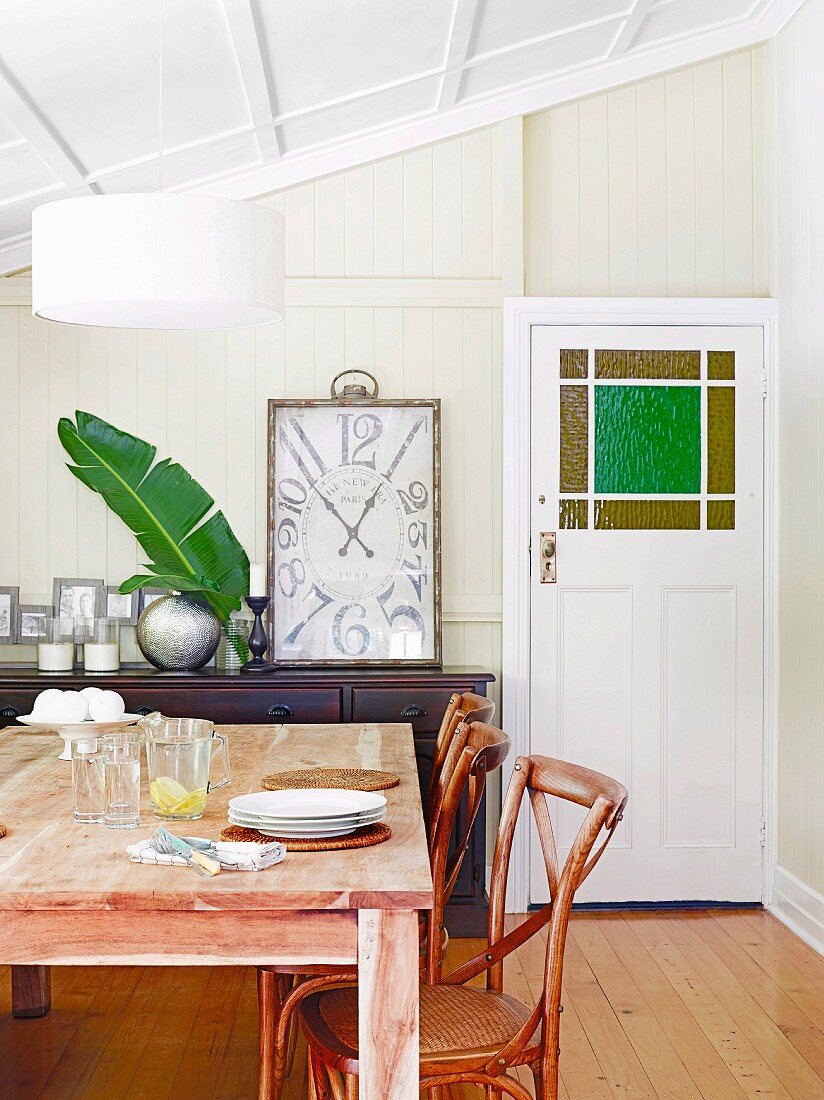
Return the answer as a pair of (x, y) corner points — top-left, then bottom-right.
(127, 828), (285, 874)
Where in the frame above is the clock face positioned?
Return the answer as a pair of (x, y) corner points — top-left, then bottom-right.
(269, 402), (439, 663)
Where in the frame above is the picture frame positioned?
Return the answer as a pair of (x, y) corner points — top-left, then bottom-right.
(138, 587), (167, 612)
(267, 396), (442, 666)
(17, 603), (49, 641)
(53, 577), (105, 622)
(0, 586), (20, 644)
(106, 585), (140, 625)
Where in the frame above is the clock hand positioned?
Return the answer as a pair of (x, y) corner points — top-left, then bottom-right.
(338, 486), (381, 557)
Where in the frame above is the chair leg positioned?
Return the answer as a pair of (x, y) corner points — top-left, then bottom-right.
(257, 968), (283, 1100)
(284, 976), (300, 1078)
(345, 1073), (357, 1100)
(309, 1052), (333, 1100)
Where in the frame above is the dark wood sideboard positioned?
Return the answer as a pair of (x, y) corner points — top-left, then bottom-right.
(0, 665), (495, 934)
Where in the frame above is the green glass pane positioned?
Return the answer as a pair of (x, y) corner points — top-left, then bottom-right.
(707, 387), (735, 494)
(559, 499), (588, 529)
(708, 351), (735, 380)
(560, 385), (588, 492)
(594, 500), (700, 530)
(595, 349), (700, 379)
(708, 500), (735, 530)
(560, 349), (588, 378)
(594, 385), (701, 494)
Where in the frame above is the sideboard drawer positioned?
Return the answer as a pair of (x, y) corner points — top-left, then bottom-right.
(118, 688), (342, 725)
(351, 687), (456, 734)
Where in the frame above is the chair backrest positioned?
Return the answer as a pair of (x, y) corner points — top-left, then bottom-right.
(423, 720), (510, 982)
(444, 753), (627, 1098)
(427, 691), (495, 826)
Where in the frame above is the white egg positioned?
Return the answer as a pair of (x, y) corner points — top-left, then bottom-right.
(55, 691), (90, 724)
(79, 686), (103, 701)
(32, 688), (64, 715)
(88, 690), (125, 723)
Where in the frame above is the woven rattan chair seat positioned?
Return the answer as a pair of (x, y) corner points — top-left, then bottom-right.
(301, 984), (540, 1070)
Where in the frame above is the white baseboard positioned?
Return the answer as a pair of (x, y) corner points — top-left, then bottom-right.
(769, 865), (824, 956)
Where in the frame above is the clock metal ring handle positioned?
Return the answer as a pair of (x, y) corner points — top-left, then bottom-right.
(267, 703), (294, 719)
(401, 704), (428, 718)
(330, 369), (380, 400)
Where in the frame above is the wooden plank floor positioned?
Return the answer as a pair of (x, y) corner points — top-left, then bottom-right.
(1, 910), (822, 1098)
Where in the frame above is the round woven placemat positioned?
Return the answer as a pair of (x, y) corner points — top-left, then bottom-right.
(220, 821), (391, 851)
(260, 767), (399, 793)
(0, 820), (5, 839)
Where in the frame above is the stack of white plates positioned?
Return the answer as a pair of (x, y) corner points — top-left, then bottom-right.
(227, 789), (387, 838)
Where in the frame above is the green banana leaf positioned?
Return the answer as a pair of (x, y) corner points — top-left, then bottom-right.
(58, 411), (248, 619)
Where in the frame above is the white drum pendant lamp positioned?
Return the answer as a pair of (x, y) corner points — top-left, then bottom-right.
(31, 193), (285, 329)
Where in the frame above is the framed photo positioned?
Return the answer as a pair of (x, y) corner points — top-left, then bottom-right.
(106, 586), (139, 625)
(267, 398), (441, 665)
(138, 587), (166, 612)
(18, 604), (49, 640)
(53, 577), (105, 622)
(0, 586), (19, 644)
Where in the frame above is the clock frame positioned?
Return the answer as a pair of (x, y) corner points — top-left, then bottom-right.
(266, 397), (442, 666)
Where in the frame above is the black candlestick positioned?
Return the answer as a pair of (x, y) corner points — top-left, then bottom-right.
(240, 596), (275, 674)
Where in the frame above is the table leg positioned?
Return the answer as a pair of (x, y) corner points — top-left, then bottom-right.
(11, 965), (51, 1018)
(357, 909), (419, 1100)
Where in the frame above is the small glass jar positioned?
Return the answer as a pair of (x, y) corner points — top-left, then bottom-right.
(82, 618), (121, 672)
(216, 617), (251, 670)
(38, 617), (75, 672)
(72, 736), (105, 824)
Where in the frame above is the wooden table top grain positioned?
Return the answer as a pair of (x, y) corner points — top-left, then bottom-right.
(0, 723), (433, 914)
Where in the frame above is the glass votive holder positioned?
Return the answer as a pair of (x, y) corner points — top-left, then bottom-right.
(82, 618), (121, 673)
(38, 617), (76, 672)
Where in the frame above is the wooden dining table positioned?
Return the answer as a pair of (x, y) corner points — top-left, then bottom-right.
(0, 721), (433, 1099)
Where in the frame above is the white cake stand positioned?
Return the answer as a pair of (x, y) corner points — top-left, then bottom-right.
(16, 714), (142, 760)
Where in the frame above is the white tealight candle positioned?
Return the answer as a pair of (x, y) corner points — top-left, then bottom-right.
(248, 562), (267, 597)
(84, 641), (120, 672)
(38, 641), (74, 672)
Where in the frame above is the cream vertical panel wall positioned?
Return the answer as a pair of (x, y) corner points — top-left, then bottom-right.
(524, 49), (767, 297)
(772, 0), (824, 929)
(0, 128), (505, 702)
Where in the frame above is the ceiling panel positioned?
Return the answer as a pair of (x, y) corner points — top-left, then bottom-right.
(472, 0), (630, 57)
(0, 0), (250, 174)
(461, 20), (620, 102)
(0, 144), (61, 203)
(257, 0), (450, 115)
(638, 0), (755, 48)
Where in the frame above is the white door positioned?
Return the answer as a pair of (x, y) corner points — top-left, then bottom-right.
(530, 325), (763, 903)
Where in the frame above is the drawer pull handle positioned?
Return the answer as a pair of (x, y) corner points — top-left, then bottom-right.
(134, 706), (156, 717)
(401, 704), (428, 718)
(268, 704), (294, 719)
(0, 705), (21, 721)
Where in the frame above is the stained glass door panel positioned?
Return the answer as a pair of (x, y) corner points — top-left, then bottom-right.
(530, 324), (764, 904)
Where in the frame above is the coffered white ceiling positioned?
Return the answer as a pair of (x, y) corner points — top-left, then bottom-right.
(0, 0), (805, 273)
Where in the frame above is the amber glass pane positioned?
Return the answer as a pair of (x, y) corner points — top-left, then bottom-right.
(707, 387), (735, 494)
(560, 385), (588, 493)
(559, 499), (588, 529)
(595, 349), (700, 380)
(708, 351), (735, 380)
(708, 500), (735, 530)
(594, 500), (700, 530)
(560, 349), (588, 378)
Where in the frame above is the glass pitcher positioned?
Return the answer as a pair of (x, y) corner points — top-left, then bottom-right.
(140, 713), (231, 820)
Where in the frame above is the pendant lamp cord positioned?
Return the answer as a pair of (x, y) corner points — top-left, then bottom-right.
(158, 0), (164, 193)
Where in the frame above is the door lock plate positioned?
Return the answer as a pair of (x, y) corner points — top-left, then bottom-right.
(540, 531), (556, 583)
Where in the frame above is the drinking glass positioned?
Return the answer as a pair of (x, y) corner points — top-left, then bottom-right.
(103, 730), (141, 829)
(72, 736), (105, 824)
(83, 618), (121, 672)
(38, 617), (75, 672)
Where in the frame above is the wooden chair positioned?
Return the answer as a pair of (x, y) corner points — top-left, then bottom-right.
(257, 719), (508, 1100)
(300, 753), (628, 1100)
(428, 691), (495, 828)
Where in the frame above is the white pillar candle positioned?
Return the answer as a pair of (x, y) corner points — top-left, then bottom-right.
(83, 642), (120, 672)
(248, 562), (267, 597)
(38, 641), (74, 672)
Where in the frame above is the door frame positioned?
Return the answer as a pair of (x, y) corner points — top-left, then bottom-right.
(502, 297), (780, 913)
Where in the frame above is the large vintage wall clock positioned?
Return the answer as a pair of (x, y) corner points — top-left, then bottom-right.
(267, 373), (441, 665)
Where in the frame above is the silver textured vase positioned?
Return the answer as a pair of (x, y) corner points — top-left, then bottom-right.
(136, 592), (221, 671)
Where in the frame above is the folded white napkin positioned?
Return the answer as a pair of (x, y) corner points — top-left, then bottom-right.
(126, 834), (285, 872)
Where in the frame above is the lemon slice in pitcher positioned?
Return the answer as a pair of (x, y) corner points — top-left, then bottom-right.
(150, 776), (189, 811)
(166, 787), (207, 815)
